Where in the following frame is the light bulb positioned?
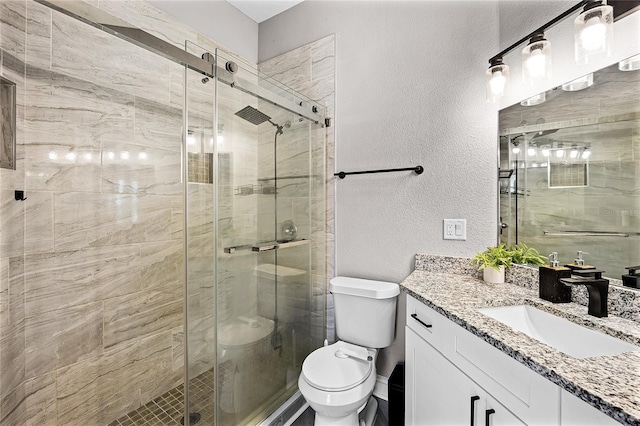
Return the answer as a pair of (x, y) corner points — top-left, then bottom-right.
(582, 148), (591, 159)
(489, 71), (506, 95)
(580, 17), (606, 51)
(569, 147), (579, 159)
(574, 5), (613, 65)
(522, 34), (551, 86)
(486, 59), (509, 103)
(528, 147), (536, 157)
(525, 49), (547, 78)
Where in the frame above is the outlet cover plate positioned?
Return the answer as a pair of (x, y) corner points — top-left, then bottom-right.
(444, 219), (466, 240)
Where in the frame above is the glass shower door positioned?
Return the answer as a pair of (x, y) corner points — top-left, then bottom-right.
(215, 53), (315, 426)
(184, 44), (217, 426)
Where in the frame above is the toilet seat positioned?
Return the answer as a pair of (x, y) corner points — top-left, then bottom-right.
(302, 342), (373, 392)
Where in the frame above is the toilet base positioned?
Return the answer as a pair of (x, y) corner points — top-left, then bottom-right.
(313, 397), (377, 426)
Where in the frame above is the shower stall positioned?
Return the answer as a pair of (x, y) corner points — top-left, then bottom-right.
(0, 2), (327, 426)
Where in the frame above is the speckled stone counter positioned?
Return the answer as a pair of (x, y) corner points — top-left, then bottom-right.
(403, 254), (640, 425)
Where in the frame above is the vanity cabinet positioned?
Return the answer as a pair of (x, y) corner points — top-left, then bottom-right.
(560, 390), (620, 426)
(406, 327), (525, 426)
(405, 295), (559, 426)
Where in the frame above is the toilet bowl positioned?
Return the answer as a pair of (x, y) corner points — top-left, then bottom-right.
(298, 277), (399, 426)
(298, 341), (377, 426)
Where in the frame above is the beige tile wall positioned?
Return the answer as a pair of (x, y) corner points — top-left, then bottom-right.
(0, 1), (234, 424)
(258, 34), (335, 344)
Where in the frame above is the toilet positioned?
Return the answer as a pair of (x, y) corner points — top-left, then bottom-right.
(298, 276), (400, 426)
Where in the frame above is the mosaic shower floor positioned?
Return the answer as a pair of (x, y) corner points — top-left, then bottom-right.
(107, 369), (214, 426)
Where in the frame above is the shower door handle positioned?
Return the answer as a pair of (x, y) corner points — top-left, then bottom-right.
(252, 243), (278, 252)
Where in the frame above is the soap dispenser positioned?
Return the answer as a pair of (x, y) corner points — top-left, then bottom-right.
(622, 266), (640, 289)
(564, 251), (596, 271)
(539, 252), (572, 303)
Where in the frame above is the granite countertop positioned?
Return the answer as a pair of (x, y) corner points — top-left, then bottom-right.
(401, 270), (640, 425)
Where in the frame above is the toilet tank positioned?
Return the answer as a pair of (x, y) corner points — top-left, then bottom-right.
(330, 276), (400, 348)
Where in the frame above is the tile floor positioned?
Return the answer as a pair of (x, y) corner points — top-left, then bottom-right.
(107, 370), (214, 426)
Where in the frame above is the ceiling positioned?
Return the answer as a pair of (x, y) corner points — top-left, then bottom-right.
(226, 0), (304, 23)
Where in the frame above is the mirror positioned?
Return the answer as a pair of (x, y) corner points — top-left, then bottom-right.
(498, 55), (640, 289)
(0, 76), (16, 170)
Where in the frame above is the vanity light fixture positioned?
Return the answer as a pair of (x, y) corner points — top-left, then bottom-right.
(619, 53), (640, 71)
(486, 57), (509, 103)
(521, 92), (546, 106)
(486, 1), (620, 104)
(562, 73), (594, 91)
(522, 32), (552, 86)
(574, 1), (613, 65)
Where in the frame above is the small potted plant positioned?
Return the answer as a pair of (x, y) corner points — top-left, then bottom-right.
(509, 242), (546, 266)
(472, 243), (546, 283)
(471, 244), (513, 283)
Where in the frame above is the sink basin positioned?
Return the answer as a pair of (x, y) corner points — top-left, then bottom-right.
(477, 305), (640, 359)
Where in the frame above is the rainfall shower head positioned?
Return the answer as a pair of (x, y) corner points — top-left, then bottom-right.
(235, 105), (272, 126)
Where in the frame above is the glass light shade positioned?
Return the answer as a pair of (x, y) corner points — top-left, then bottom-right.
(619, 54), (640, 71)
(562, 73), (594, 91)
(528, 147), (536, 156)
(522, 39), (551, 86)
(555, 148), (565, 158)
(574, 4), (613, 65)
(486, 63), (509, 103)
(520, 92), (546, 106)
(569, 147), (579, 159)
(582, 148), (592, 159)
(512, 146), (521, 154)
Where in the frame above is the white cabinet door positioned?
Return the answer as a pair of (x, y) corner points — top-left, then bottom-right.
(485, 395), (527, 426)
(406, 328), (527, 426)
(406, 328), (481, 425)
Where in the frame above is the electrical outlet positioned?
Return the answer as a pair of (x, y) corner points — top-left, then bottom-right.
(444, 219), (466, 240)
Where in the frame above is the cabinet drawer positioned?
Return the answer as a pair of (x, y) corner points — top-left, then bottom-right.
(406, 294), (450, 353)
(451, 323), (559, 426)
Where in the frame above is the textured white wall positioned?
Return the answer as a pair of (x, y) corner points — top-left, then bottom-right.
(149, 0), (259, 63)
(260, 1), (501, 284)
(259, 0), (501, 376)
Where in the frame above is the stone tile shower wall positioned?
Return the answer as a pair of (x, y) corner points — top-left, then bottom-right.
(0, 1), (240, 425)
(258, 35), (336, 344)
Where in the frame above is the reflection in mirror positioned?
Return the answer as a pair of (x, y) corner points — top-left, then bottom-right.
(499, 56), (640, 289)
(0, 76), (16, 170)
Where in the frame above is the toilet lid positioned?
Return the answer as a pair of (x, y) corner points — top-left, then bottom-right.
(302, 342), (373, 391)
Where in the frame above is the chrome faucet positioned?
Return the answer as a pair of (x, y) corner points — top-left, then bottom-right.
(560, 269), (608, 318)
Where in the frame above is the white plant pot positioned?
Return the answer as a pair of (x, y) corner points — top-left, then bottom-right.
(483, 266), (505, 284)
